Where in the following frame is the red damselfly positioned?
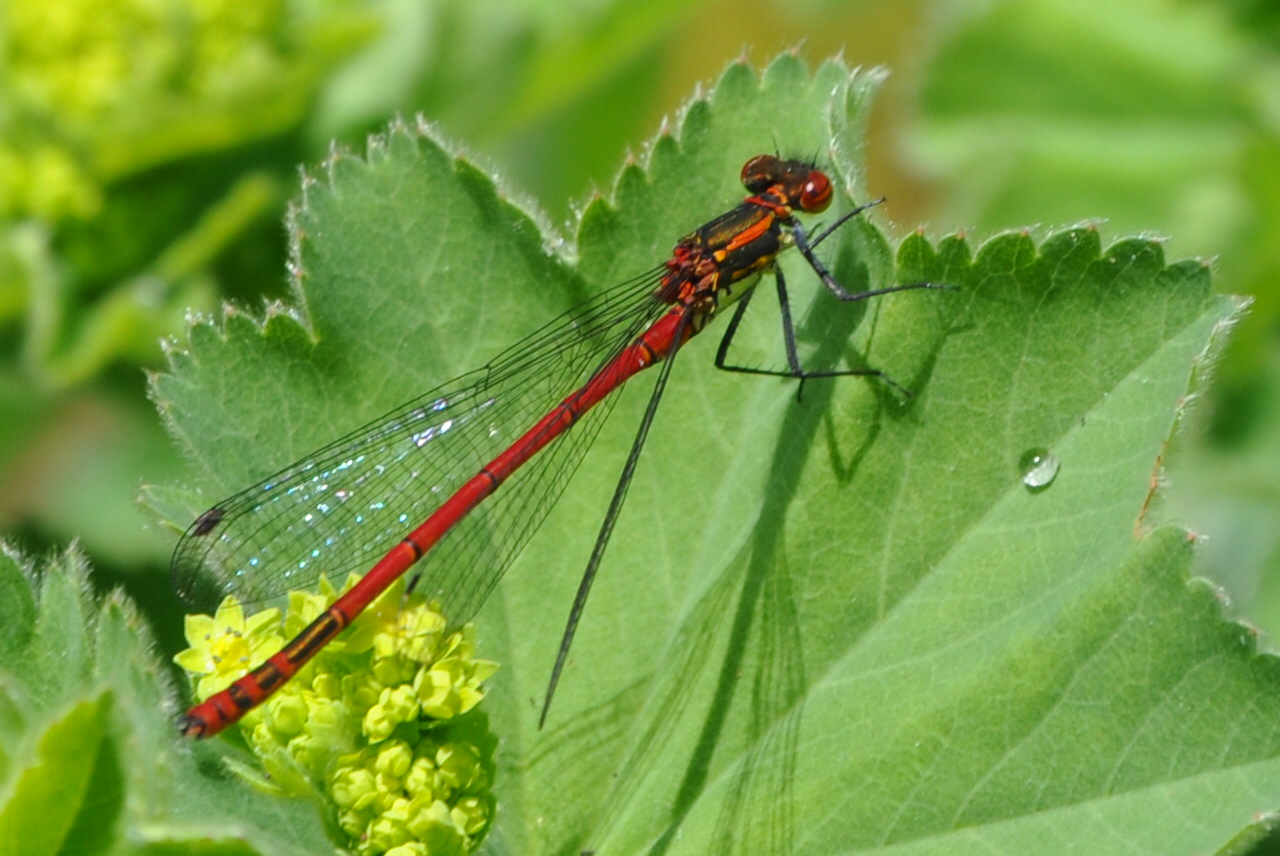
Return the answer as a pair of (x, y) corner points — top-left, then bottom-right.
(172, 154), (943, 738)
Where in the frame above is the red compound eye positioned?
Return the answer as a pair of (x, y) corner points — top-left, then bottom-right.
(798, 171), (833, 212)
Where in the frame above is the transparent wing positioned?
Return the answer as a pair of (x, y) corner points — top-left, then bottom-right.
(171, 269), (668, 624)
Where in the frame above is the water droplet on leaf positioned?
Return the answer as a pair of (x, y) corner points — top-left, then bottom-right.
(1019, 448), (1059, 491)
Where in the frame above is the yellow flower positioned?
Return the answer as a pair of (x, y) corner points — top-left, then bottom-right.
(173, 595), (282, 698)
(174, 580), (498, 854)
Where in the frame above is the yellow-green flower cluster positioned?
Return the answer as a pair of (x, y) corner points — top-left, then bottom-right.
(174, 577), (498, 856)
(3, 0), (369, 220)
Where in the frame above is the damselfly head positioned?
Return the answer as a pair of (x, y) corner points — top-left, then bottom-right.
(739, 155), (833, 214)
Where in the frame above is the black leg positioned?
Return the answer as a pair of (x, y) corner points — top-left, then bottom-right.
(792, 218), (954, 303)
(540, 311), (692, 728)
(713, 265), (912, 397)
(713, 196), (954, 398)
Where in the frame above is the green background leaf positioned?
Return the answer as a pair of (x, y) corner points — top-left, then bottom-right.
(0, 545), (337, 855)
(143, 56), (1280, 855)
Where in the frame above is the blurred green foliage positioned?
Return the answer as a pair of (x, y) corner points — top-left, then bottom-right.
(0, 0), (1277, 685)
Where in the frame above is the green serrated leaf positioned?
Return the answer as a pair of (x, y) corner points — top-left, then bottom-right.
(22, 550), (91, 709)
(149, 53), (1278, 856)
(0, 693), (109, 856)
(0, 543), (336, 856)
(0, 549), (35, 669)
